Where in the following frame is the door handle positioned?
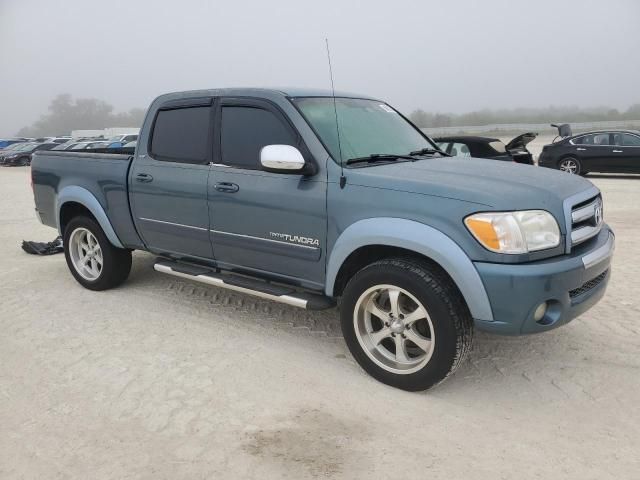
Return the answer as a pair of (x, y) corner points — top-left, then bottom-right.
(612, 150), (623, 153)
(576, 148), (586, 151)
(135, 173), (154, 183)
(214, 182), (239, 193)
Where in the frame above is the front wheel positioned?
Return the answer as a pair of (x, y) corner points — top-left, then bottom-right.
(340, 258), (473, 391)
(64, 216), (132, 291)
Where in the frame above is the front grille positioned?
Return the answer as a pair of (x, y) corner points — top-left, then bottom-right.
(569, 269), (608, 298)
(570, 195), (603, 246)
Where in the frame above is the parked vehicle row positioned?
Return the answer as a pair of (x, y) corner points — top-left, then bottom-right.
(31, 87), (614, 391)
(0, 142), (58, 166)
(5, 121), (640, 175)
(0, 134), (138, 166)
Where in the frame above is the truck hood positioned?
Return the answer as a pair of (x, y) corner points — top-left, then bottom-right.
(346, 157), (593, 211)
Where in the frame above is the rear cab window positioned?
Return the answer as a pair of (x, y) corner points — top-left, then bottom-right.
(150, 102), (212, 163)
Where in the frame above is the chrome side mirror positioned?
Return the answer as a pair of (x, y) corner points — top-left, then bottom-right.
(260, 145), (306, 172)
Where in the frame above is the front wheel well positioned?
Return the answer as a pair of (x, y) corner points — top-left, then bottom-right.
(59, 202), (95, 235)
(332, 245), (461, 299)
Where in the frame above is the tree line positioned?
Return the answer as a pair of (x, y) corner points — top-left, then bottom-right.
(408, 104), (640, 128)
(17, 94), (146, 137)
(16, 94), (640, 136)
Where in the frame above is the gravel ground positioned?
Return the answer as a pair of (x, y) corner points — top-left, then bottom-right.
(1, 167), (639, 479)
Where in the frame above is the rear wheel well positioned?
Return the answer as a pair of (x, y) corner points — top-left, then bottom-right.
(332, 245), (461, 299)
(59, 202), (95, 235)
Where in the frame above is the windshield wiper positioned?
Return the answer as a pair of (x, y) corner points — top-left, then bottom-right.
(345, 153), (418, 165)
(408, 147), (449, 157)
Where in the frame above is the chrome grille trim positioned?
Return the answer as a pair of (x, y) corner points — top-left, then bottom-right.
(571, 225), (600, 244)
(571, 199), (599, 223)
(570, 195), (603, 246)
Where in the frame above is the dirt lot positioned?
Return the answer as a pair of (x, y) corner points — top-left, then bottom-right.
(1, 167), (638, 479)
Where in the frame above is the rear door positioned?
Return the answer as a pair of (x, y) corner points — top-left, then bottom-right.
(571, 133), (612, 172)
(129, 97), (215, 259)
(208, 97), (327, 289)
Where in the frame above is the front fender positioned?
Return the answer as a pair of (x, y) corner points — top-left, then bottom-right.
(56, 185), (124, 248)
(326, 217), (493, 322)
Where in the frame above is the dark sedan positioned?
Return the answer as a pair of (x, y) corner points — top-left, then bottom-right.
(434, 133), (537, 164)
(0, 142), (58, 166)
(539, 130), (640, 175)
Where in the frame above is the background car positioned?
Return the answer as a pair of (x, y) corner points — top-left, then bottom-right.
(434, 133), (537, 164)
(0, 138), (27, 149)
(538, 130), (640, 175)
(107, 133), (138, 144)
(33, 136), (72, 144)
(0, 141), (28, 153)
(0, 142), (58, 166)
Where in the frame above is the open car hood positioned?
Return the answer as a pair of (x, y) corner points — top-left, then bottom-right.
(505, 132), (537, 151)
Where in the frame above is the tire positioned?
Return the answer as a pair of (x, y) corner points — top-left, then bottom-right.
(558, 156), (582, 175)
(340, 258), (473, 391)
(63, 216), (132, 291)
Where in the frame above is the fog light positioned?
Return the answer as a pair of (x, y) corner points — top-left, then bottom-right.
(533, 302), (548, 322)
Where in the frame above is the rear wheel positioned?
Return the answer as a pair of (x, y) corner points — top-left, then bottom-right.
(558, 156), (581, 175)
(340, 258), (473, 391)
(64, 216), (132, 290)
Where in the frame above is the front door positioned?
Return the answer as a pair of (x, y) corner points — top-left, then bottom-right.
(612, 132), (640, 173)
(208, 97), (327, 289)
(129, 98), (214, 259)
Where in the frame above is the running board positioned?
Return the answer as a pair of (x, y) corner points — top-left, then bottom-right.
(154, 260), (335, 310)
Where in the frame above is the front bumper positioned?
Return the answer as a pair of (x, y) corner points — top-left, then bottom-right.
(473, 226), (614, 335)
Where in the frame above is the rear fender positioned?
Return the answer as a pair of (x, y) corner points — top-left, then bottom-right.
(56, 186), (124, 248)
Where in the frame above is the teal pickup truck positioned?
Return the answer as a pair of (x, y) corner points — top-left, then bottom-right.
(31, 88), (614, 391)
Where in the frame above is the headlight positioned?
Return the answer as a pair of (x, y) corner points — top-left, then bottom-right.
(465, 210), (560, 254)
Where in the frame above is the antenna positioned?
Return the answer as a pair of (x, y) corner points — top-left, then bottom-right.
(325, 38), (346, 189)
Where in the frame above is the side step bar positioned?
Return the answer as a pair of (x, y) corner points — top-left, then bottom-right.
(154, 260), (336, 310)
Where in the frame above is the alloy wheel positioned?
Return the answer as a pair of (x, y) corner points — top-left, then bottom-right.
(68, 227), (103, 281)
(353, 284), (435, 374)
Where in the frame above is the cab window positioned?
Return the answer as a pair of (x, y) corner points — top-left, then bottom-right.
(220, 106), (296, 169)
(150, 106), (211, 163)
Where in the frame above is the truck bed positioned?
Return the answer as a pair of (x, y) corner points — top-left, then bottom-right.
(31, 150), (143, 248)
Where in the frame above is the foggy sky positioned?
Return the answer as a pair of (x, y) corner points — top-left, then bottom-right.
(1, 0), (639, 136)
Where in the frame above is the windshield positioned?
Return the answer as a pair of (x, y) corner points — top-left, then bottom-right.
(293, 97), (435, 164)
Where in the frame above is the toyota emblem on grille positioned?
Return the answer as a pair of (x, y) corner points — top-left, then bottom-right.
(594, 200), (603, 225)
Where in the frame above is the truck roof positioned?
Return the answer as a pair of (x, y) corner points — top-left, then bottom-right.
(153, 87), (379, 104)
